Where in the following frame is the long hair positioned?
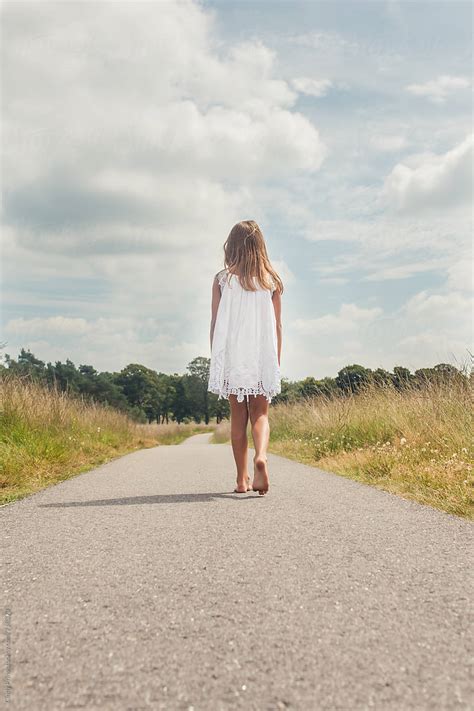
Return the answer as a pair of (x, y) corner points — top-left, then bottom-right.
(222, 220), (284, 294)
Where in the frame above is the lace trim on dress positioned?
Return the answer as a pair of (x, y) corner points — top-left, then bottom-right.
(207, 378), (280, 404)
(216, 269), (229, 291)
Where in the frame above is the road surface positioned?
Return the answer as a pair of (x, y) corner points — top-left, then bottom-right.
(2, 433), (472, 710)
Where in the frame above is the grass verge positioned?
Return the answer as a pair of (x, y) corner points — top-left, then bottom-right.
(0, 375), (215, 505)
(209, 379), (473, 519)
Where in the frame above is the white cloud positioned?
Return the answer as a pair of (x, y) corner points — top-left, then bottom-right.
(362, 257), (448, 282)
(5, 316), (89, 337)
(446, 255), (473, 293)
(394, 289), (474, 365)
(406, 75), (471, 104)
(400, 289), (472, 322)
(3, 2), (326, 252)
(3, 314), (201, 374)
(288, 30), (360, 54)
(285, 289), (472, 380)
(292, 303), (383, 336)
(291, 77), (333, 98)
(303, 215), (469, 259)
(284, 302), (384, 378)
(381, 133), (473, 214)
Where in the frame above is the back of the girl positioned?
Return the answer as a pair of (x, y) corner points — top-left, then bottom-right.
(207, 220), (283, 495)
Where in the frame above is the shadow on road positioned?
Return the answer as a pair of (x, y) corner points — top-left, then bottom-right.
(38, 492), (261, 507)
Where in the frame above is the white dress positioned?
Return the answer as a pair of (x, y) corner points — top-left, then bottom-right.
(208, 268), (281, 404)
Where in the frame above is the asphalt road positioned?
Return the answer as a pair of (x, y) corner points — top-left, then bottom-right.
(2, 433), (472, 710)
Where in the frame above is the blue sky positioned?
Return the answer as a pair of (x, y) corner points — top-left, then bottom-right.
(1, 0), (472, 381)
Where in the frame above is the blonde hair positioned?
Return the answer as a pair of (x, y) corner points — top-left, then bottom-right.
(221, 220), (284, 294)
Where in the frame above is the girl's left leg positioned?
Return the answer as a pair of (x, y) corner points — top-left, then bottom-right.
(229, 394), (250, 492)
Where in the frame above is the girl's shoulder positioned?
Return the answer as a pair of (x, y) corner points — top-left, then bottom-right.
(215, 268), (276, 293)
(215, 268), (228, 289)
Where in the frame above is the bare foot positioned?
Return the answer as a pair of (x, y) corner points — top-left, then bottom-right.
(234, 476), (251, 493)
(252, 455), (269, 495)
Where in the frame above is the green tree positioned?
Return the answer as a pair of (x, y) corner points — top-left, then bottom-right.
(3, 348), (46, 382)
(297, 376), (320, 399)
(115, 364), (160, 420)
(336, 364), (372, 394)
(154, 373), (176, 424)
(393, 366), (412, 389)
(372, 368), (393, 388)
(187, 357), (211, 424)
(170, 374), (190, 424)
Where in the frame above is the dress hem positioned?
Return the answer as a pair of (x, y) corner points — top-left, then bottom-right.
(208, 383), (280, 404)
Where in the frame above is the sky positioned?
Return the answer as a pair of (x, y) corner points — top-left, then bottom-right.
(1, 0), (472, 381)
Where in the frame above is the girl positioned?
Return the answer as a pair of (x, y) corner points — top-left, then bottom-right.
(207, 220), (283, 496)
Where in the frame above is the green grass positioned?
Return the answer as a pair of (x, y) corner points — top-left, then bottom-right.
(0, 374), (215, 505)
(208, 378), (473, 519)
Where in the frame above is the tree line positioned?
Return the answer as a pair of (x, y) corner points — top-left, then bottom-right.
(0, 348), (469, 425)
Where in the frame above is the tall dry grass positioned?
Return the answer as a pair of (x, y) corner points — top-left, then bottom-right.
(0, 374), (214, 505)
(211, 420), (232, 443)
(209, 377), (473, 518)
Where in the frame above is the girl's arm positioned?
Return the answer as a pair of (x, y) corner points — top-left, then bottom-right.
(272, 289), (282, 366)
(210, 275), (222, 350)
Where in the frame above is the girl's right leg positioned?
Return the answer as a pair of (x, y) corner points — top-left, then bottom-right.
(248, 394), (270, 494)
(229, 394), (250, 492)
